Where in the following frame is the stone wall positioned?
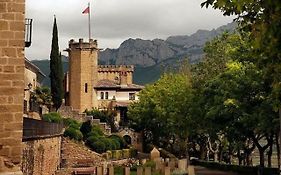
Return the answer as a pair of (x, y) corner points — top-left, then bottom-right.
(0, 0), (25, 174)
(22, 136), (61, 175)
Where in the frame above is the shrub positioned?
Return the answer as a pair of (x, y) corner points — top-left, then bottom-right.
(63, 118), (80, 129)
(100, 137), (114, 151)
(63, 127), (83, 141)
(42, 112), (62, 123)
(111, 139), (121, 150)
(109, 135), (126, 149)
(80, 120), (92, 139)
(86, 135), (100, 144)
(106, 150), (112, 159)
(91, 141), (106, 153)
(91, 125), (104, 136)
(171, 169), (187, 175)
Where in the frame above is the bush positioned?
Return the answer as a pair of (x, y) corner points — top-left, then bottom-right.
(91, 125), (104, 136)
(106, 150), (112, 159)
(109, 135), (126, 149)
(63, 118), (80, 129)
(42, 112), (62, 123)
(91, 141), (106, 153)
(86, 135), (100, 144)
(171, 169), (187, 175)
(63, 127), (83, 141)
(100, 137), (114, 151)
(112, 150), (123, 160)
(80, 120), (92, 139)
(111, 139), (121, 150)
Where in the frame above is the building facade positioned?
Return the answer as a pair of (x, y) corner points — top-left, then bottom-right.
(64, 38), (143, 124)
(0, 0), (25, 174)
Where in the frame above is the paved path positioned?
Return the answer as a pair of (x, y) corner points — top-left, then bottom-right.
(194, 166), (239, 175)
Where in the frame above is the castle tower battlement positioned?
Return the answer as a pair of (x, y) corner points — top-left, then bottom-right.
(65, 38), (99, 112)
(68, 38), (98, 50)
(98, 65), (134, 72)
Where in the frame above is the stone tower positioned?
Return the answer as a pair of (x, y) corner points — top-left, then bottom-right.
(66, 39), (98, 112)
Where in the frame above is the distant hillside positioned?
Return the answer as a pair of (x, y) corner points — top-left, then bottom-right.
(32, 57), (69, 87)
(32, 22), (237, 86)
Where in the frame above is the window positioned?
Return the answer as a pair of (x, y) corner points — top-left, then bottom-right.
(105, 92), (109, 99)
(129, 93), (135, 100)
(101, 92), (104, 99)
(85, 83), (88, 93)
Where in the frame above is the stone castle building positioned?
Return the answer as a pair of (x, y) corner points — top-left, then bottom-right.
(64, 38), (143, 123)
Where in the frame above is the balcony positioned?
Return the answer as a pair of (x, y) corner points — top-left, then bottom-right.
(25, 18), (33, 47)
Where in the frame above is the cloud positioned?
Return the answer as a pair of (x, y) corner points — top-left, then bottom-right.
(25, 0), (234, 60)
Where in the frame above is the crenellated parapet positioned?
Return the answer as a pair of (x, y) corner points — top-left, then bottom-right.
(66, 38), (98, 51)
(98, 65), (134, 73)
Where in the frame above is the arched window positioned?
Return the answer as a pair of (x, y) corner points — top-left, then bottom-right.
(101, 92), (104, 99)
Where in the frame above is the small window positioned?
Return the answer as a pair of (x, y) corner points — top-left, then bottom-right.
(101, 92), (104, 99)
(85, 83), (88, 93)
(105, 92), (109, 99)
(129, 93), (135, 100)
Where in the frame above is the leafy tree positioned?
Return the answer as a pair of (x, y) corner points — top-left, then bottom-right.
(30, 86), (53, 109)
(128, 72), (194, 158)
(49, 16), (64, 111)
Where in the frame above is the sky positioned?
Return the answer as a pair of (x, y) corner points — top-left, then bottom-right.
(25, 0), (234, 60)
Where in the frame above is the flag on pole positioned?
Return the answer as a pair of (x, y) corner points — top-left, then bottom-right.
(82, 6), (90, 14)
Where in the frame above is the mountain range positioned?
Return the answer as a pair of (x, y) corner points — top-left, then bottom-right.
(32, 22), (237, 86)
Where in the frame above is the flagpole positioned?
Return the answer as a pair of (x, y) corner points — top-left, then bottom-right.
(88, 2), (91, 40)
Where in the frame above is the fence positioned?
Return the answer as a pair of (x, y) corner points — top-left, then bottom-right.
(23, 117), (64, 141)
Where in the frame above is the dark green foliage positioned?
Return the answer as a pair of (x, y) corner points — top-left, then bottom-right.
(80, 120), (92, 140)
(90, 141), (106, 153)
(49, 17), (64, 110)
(62, 118), (81, 129)
(30, 86), (53, 109)
(42, 112), (62, 123)
(108, 135), (126, 148)
(64, 127), (83, 141)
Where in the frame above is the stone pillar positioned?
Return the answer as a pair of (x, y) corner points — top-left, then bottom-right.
(0, 0), (25, 174)
(164, 167), (170, 175)
(137, 167), (143, 175)
(187, 165), (195, 175)
(178, 159), (187, 171)
(124, 167), (130, 175)
(144, 167), (151, 175)
(108, 166), (114, 175)
(96, 166), (103, 175)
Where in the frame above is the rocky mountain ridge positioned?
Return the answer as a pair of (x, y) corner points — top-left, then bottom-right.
(99, 22), (237, 67)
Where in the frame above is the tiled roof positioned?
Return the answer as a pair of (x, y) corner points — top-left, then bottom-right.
(94, 79), (144, 90)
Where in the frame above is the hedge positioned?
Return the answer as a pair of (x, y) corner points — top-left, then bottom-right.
(190, 159), (279, 175)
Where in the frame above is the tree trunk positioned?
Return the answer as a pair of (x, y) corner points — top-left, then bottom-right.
(279, 108), (281, 171)
(259, 149), (265, 167)
(276, 133), (280, 169)
(267, 143), (273, 167)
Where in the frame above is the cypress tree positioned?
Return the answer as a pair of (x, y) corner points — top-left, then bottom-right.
(50, 16), (64, 111)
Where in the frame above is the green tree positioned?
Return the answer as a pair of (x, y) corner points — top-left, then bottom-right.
(49, 16), (64, 111)
(128, 72), (194, 158)
(30, 86), (53, 109)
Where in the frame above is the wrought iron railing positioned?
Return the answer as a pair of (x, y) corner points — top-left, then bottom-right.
(23, 117), (63, 141)
(25, 18), (33, 47)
